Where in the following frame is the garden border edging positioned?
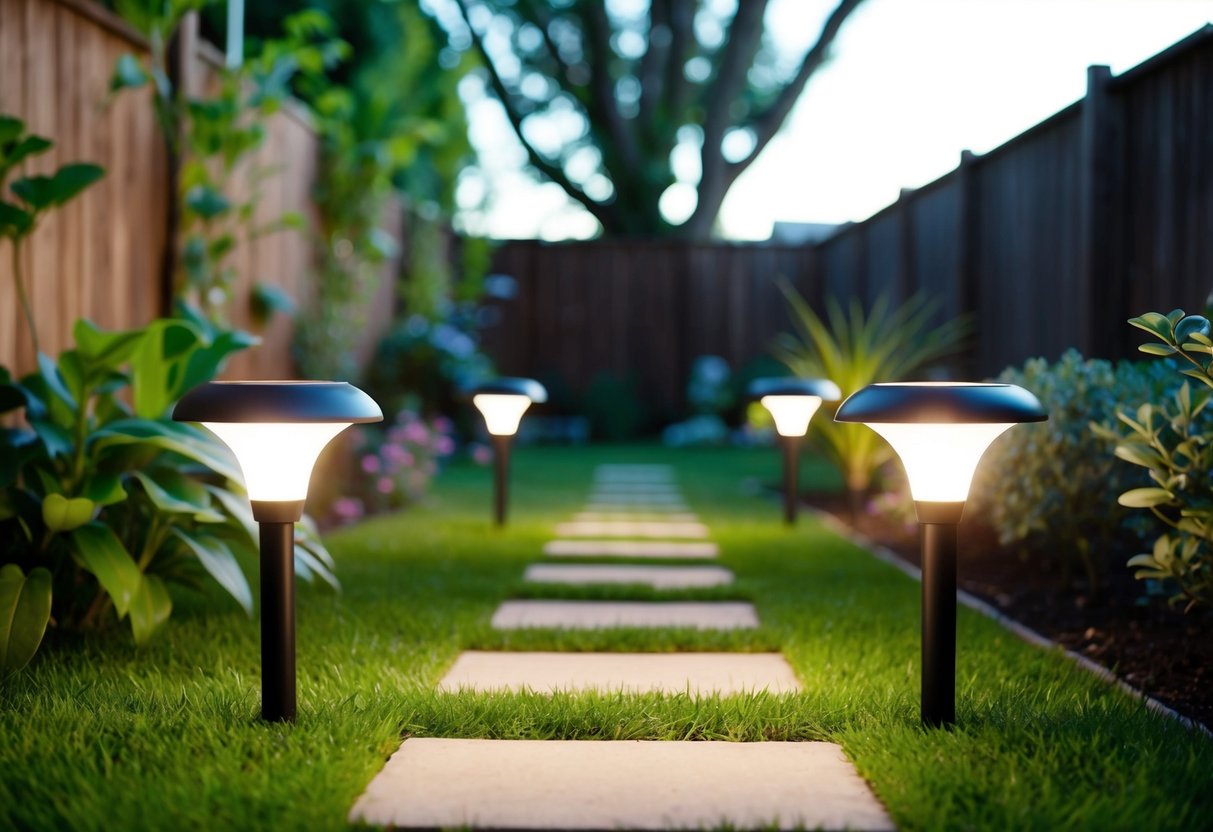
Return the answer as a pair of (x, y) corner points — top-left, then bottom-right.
(810, 509), (1212, 738)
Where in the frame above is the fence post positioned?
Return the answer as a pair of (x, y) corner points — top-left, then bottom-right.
(1078, 64), (1118, 358)
(955, 149), (980, 374)
(897, 187), (916, 303)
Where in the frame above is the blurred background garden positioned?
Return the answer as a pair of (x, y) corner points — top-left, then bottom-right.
(2, 0), (1212, 760)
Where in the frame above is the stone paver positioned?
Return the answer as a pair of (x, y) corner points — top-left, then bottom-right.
(553, 520), (709, 538)
(545, 539), (718, 559)
(584, 502), (690, 513)
(524, 563), (734, 589)
(588, 491), (686, 503)
(571, 511), (700, 523)
(437, 651), (800, 695)
(350, 738), (894, 831)
(491, 600), (758, 630)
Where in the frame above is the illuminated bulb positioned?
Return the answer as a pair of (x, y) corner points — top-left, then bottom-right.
(203, 422), (349, 501)
(868, 422), (1012, 502)
(761, 395), (823, 437)
(473, 394), (532, 436)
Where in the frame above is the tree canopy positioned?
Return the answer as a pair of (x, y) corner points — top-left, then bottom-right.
(440, 0), (865, 239)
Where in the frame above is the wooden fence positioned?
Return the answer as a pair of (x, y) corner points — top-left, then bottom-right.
(0, 0), (401, 380)
(485, 26), (1213, 416)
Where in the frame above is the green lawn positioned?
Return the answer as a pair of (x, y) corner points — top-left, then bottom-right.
(1, 444), (1209, 830)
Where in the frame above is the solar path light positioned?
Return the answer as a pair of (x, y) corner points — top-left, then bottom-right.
(173, 381), (382, 722)
(835, 382), (1046, 726)
(748, 377), (841, 525)
(469, 377), (548, 526)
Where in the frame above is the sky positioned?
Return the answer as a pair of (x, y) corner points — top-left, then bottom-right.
(450, 0), (1213, 241)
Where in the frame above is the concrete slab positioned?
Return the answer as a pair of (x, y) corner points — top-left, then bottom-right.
(350, 738), (894, 831)
(437, 651), (800, 695)
(571, 512), (700, 523)
(545, 539), (718, 559)
(553, 521), (709, 539)
(524, 563), (734, 589)
(587, 491), (686, 502)
(491, 600), (758, 630)
(584, 502), (690, 513)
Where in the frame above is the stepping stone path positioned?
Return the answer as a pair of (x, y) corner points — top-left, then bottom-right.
(524, 563), (734, 589)
(352, 463), (893, 830)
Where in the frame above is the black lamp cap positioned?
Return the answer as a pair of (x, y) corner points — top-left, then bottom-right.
(834, 382), (1047, 424)
(172, 381), (383, 424)
(747, 377), (841, 401)
(466, 377), (548, 403)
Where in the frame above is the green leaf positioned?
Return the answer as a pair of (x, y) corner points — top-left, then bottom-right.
(0, 565), (52, 677)
(0, 200), (33, 236)
(131, 470), (224, 521)
(70, 522), (142, 618)
(1127, 312), (1173, 339)
(35, 352), (76, 410)
(129, 318), (203, 418)
(41, 493), (96, 532)
(73, 319), (145, 366)
(10, 175), (56, 210)
(30, 419), (72, 459)
(93, 419), (243, 483)
(1, 136), (52, 172)
(1137, 343), (1176, 356)
(82, 473), (128, 507)
(49, 164), (104, 205)
(110, 53), (148, 91)
(184, 185), (231, 220)
(249, 282), (295, 324)
(1114, 444), (1161, 469)
(1119, 487), (1175, 508)
(0, 115), (24, 146)
(127, 574), (171, 645)
(171, 529), (252, 614)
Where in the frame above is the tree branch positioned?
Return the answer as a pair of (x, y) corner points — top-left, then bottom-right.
(454, 0), (616, 229)
(739, 0), (866, 169)
(638, 0), (671, 130)
(663, 0), (696, 123)
(582, 3), (643, 177)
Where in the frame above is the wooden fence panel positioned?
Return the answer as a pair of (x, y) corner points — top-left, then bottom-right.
(0, 0), (166, 375)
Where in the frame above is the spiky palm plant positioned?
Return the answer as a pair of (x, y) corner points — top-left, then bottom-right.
(772, 279), (971, 516)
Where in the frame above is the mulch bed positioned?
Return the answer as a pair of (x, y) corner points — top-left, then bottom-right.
(806, 493), (1213, 731)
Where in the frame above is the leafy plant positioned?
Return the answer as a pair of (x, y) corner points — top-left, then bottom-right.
(0, 312), (337, 676)
(1093, 309), (1213, 611)
(111, 7), (346, 321)
(971, 351), (1171, 594)
(0, 116), (104, 353)
(772, 282), (970, 514)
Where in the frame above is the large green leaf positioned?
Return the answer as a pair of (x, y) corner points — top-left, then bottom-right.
(128, 573), (171, 645)
(171, 528), (252, 614)
(49, 164), (104, 205)
(0, 200), (33, 237)
(10, 175), (56, 210)
(0, 115), (24, 146)
(82, 473), (128, 507)
(131, 470), (224, 522)
(129, 318), (204, 418)
(70, 522), (142, 618)
(73, 319), (146, 367)
(35, 352), (76, 411)
(93, 419), (242, 483)
(0, 565), (52, 677)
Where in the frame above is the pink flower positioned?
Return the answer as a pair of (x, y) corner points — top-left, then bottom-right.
(361, 454), (381, 474)
(472, 444), (492, 465)
(388, 426), (409, 444)
(376, 476), (394, 495)
(384, 443), (413, 467)
(403, 422), (429, 443)
(433, 435), (455, 456)
(433, 416), (454, 434)
(333, 497), (364, 523)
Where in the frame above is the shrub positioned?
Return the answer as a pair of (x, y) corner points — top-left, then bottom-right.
(970, 350), (1171, 592)
(773, 282), (969, 514)
(345, 410), (456, 519)
(581, 372), (647, 441)
(0, 313), (337, 676)
(1094, 309), (1213, 611)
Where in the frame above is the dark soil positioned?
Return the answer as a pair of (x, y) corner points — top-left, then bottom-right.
(805, 492), (1213, 731)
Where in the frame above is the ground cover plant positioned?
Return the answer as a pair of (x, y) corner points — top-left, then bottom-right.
(0, 445), (1208, 830)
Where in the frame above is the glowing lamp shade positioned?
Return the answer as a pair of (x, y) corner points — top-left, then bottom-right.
(835, 382), (1046, 503)
(761, 395), (823, 437)
(173, 381), (383, 503)
(467, 377), (548, 437)
(473, 394), (532, 436)
(748, 377), (842, 437)
(868, 422), (1011, 501)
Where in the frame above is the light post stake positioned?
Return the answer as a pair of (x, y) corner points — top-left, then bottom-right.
(835, 382), (1046, 727)
(492, 433), (511, 527)
(782, 433), (801, 525)
(468, 378), (547, 528)
(748, 378), (840, 526)
(173, 381), (382, 723)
